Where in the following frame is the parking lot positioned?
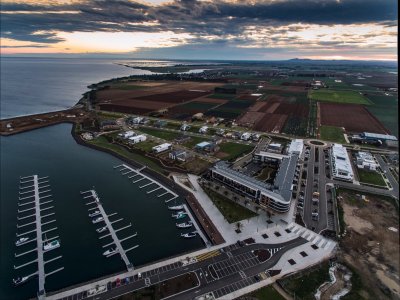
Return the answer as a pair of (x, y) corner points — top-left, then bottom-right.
(212, 276), (259, 299)
(208, 251), (260, 279)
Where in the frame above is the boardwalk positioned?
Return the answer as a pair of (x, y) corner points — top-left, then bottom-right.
(182, 204), (211, 248)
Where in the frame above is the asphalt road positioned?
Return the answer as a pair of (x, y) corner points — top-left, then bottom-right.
(74, 237), (307, 300)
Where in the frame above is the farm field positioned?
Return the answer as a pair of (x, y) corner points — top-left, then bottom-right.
(319, 103), (388, 134)
(319, 125), (346, 143)
(309, 89), (372, 105)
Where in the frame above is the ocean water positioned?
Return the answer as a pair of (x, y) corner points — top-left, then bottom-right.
(0, 124), (203, 300)
(0, 57), (154, 119)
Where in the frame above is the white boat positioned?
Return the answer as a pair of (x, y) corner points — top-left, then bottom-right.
(172, 211), (187, 218)
(43, 239), (60, 252)
(89, 210), (101, 217)
(96, 226), (107, 233)
(15, 237), (29, 246)
(168, 205), (184, 211)
(13, 276), (30, 286)
(92, 217), (104, 224)
(176, 221), (193, 228)
(181, 231), (197, 238)
(103, 247), (118, 256)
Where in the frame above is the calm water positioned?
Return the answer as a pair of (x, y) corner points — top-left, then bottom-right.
(0, 57), (154, 119)
(0, 124), (203, 300)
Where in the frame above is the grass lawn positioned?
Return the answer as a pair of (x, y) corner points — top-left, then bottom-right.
(357, 169), (386, 186)
(88, 136), (164, 173)
(320, 125), (346, 143)
(133, 140), (158, 152)
(309, 89), (372, 105)
(217, 142), (254, 161)
(244, 286), (285, 300)
(204, 188), (257, 223)
(279, 262), (330, 300)
(182, 135), (210, 148)
(138, 127), (180, 141)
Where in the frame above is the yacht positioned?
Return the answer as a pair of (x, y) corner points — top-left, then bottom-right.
(15, 237), (29, 246)
(92, 216), (104, 224)
(168, 205), (184, 211)
(12, 276), (30, 286)
(181, 232), (197, 238)
(176, 221), (193, 228)
(89, 210), (101, 217)
(96, 226), (107, 233)
(43, 239), (60, 252)
(172, 211), (187, 219)
(103, 247), (118, 256)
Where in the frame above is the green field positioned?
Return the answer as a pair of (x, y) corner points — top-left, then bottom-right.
(279, 262), (330, 300)
(357, 169), (386, 187)
(203, 188), (257, 223)
(177, 101), (218, 111)
(309, 89), (372, 105)
(138, 127), (180, 141)
(244, 286), (285, 300)
(218, 142), (254, 161)
(208, 93), (236, 100)
(320, 125), (346, 143)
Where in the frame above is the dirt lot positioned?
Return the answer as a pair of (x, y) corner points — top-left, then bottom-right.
(253, 113), (288, 132)
(320, 102), (389, 134)
(338, 190), (399, 299)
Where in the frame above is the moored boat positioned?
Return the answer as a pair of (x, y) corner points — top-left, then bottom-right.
(89, 210), (101, 217)
(12, 276), (30, 286)
(96, 226), (107, 233)
(103, 247), (118, 256)
(176, 221), (193, 228)
(181, 231), (197, 238)
(92, 216), (104, 224)
(15, 237), (29, 246)
(43, 239), (60, 252)
(168, 205), (184, 210)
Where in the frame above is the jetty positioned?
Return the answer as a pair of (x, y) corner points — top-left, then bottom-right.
(15, 175), (63, 299)
(80, 189), (138, 271)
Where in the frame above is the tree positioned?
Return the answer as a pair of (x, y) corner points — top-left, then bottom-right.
(235, 222), (243, 232)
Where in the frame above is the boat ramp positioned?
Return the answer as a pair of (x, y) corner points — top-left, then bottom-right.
(15, 175), (63, 299)
(80, 189), (138, 271)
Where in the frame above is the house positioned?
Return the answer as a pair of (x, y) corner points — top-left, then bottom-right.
(175, 134), (191, 144)
(195, 141), (218, 153)
(127, 116), (143, 125)
(180, 123), (191, 131)
(241, 132), (252, 141)
(128, 134), (146, 144)
(199, 126), (208, 134)
(152, 143), (172, 153)
(154, 120), (168, 128)
(118, 131), (135, 139)
(100, 120), (119, 131)
(169, 149), (189, 162)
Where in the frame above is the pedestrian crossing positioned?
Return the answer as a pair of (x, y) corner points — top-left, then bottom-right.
(286, 222), (334, 250)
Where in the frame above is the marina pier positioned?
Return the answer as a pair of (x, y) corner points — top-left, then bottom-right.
(14, 175), (63, 299)
(80, 189), (138, 271)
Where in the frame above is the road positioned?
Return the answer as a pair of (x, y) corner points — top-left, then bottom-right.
(375, 155), (399, 199)
(62, 238), (307, 300)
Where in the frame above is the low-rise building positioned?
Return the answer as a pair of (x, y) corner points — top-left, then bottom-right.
(152, 143), (172, 153)
(267, 143), (283, 153)
(118, 131), (135, 139)
(355, 152), (379, 171)
(128, 134), (146, 144)
(169, 149), (190, 162)
(288, 139), (304, 156)
(241, 132), (252, 141)
(330, 144), (354, 181)
(195, 141), (218, 153)
(199, 126), (208, 134)
(100, 120), (119, 131)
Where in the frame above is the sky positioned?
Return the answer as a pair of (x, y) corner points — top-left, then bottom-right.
(0, 0), (398, 60)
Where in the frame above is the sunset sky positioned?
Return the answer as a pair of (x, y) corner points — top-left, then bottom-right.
(1, 0), (398, 60)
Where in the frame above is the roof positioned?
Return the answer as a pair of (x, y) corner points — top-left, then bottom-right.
(196, 141), (211, 147)
(211, 162), (288, 204)
(288, 139), (304, 155)
(273, 154), (299, 202)
(361, 132), (397, 141)
(331, 144), (353, 179)
(255, 151), (288, 160)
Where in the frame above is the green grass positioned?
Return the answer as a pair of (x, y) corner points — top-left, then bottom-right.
(218, 142), (254, 161)
(279, 262), (330, 300)
(203, 188), (257, 223)
(208, 93), (236, 100)
(320, 125), (346, 143)
(245, 286), (285, 300)
(309, 89), (372, 105)
(357, 169), (386, 187)
(133, 140), (159, 152)
(138, 127), (180, 141)
(177, 101), (218, 111)
(87, 136), (163, 173)
(182, 136), (210, 148)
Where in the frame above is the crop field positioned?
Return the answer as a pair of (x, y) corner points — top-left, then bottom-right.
(136, 90), (210, 103)
(207, 93), (236, 100)
(205, 99), (256, 119)
(253, 113), (288, 133)
(166, 101), (219, 119)
(319, 125), (346, 143)
(309, 89), (372, 105)
(320, 103), (388, 134)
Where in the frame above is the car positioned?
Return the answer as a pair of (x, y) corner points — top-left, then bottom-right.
(254, 275), (260, 282)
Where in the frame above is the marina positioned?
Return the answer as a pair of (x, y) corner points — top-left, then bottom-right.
(14, 175), (63, 299)
(80, 189), (138, 271)
(114, 164), (179, 203)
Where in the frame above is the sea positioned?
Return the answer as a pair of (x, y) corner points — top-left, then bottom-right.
(0, 58), (204, 299)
